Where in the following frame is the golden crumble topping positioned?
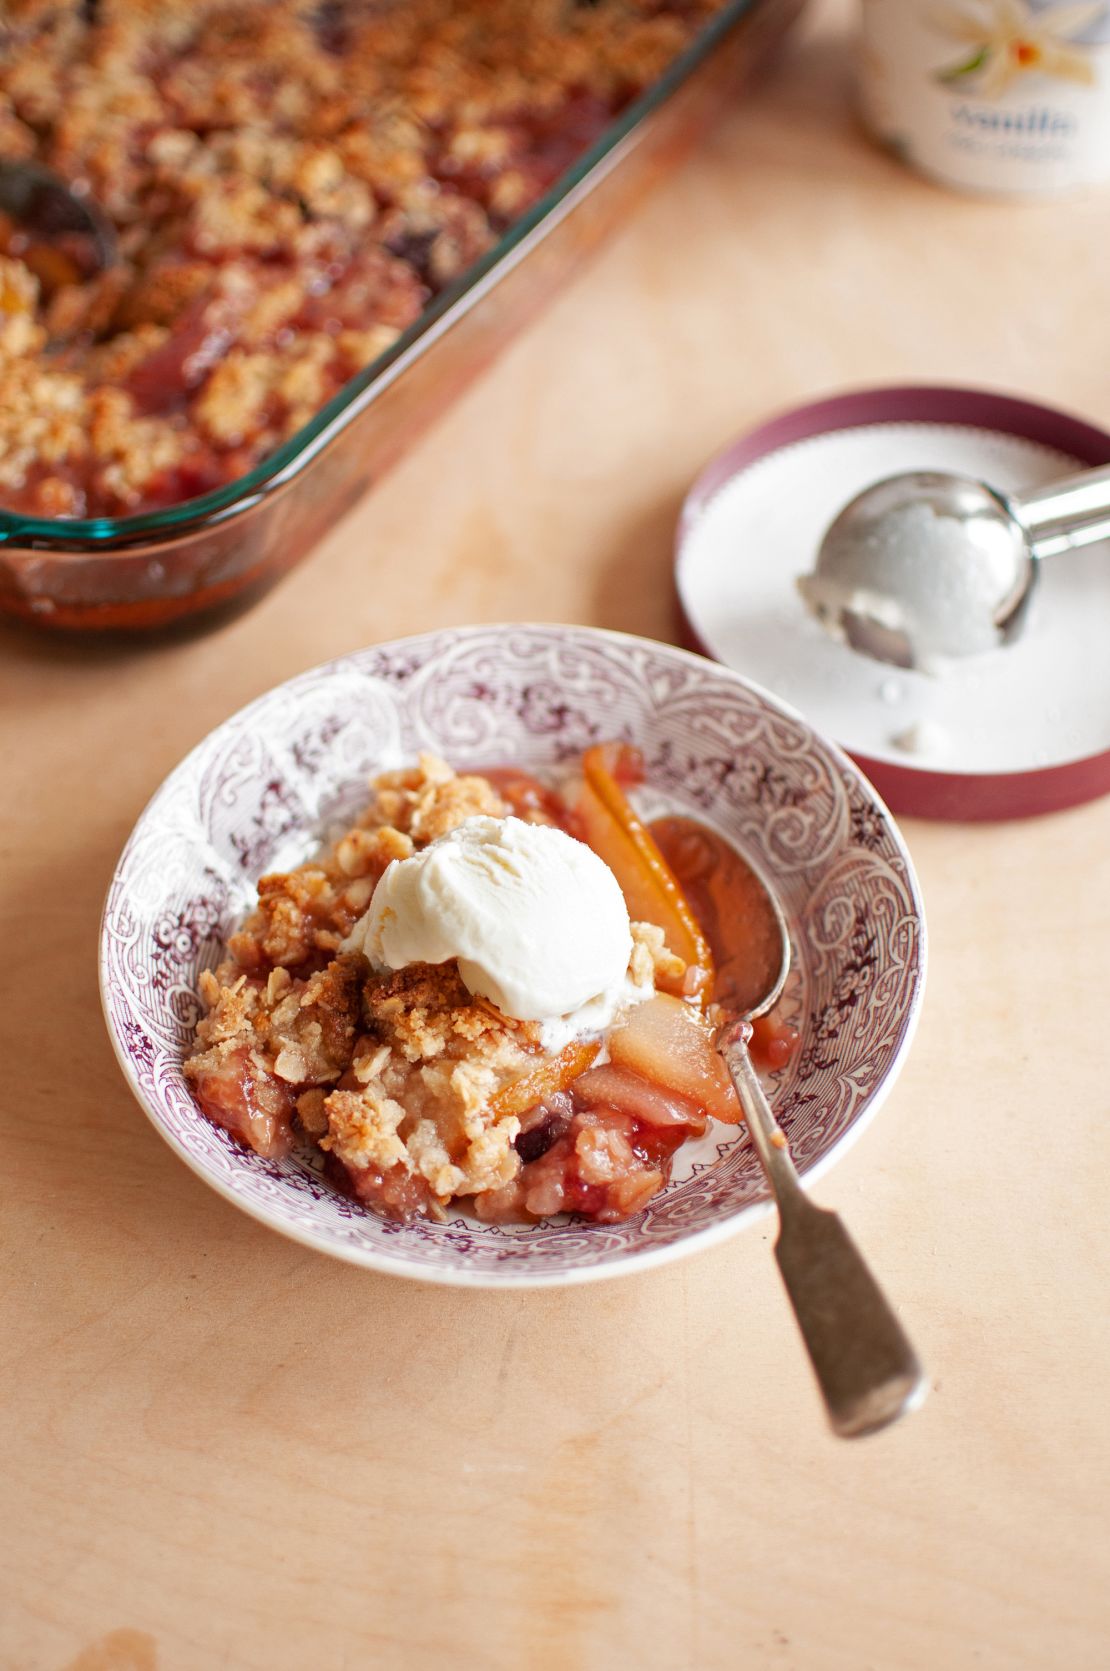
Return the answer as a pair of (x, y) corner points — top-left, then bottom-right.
(321, 961), (536, 1204)
(0, 0), (727, 518)
(183, 755), (703, 1224)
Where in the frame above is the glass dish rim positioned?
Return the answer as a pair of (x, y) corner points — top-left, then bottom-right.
(0, 0), (761, 551)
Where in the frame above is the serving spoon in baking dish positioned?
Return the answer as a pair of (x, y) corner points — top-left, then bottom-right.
(0, 158), (117, 278)
(714, 856), (927, 1439)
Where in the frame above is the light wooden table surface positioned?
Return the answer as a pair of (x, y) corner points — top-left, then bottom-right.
(4, 2), (1109, 1667)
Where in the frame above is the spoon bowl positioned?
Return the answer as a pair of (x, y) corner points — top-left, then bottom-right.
(0, 158), (117, 278)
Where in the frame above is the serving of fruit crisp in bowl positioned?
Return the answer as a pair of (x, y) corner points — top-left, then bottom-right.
(100, 626), (926, 1285)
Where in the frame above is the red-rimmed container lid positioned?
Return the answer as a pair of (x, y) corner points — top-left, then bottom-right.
(676, 386), (1110, 821)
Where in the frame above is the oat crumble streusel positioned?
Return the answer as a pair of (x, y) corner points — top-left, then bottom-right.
(184, 753), (722, 1225)
(0, 0), (728, 520)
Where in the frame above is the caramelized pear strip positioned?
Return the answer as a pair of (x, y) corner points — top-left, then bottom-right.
(608, 995), (743, 1124)
(490, 1037), (600, 1119)
(580, 744), (714, 1003)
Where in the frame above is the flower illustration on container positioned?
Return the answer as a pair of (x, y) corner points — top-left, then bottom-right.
(933, 0), (1106, 94)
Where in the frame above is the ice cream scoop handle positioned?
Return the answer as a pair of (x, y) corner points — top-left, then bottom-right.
(1011, 464), (1110, 559)
(721, 1031), (927, 1439)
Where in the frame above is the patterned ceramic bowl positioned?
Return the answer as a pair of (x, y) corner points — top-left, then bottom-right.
(100, 625), (926, 1287)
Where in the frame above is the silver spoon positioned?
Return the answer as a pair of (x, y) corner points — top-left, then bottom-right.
(715, 861), (927, 1439)
(797, 463), (1110, 670)
(0, 158), (117, 274)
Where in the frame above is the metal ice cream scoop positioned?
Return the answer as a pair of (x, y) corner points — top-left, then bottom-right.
(798, 463), (1110, 670)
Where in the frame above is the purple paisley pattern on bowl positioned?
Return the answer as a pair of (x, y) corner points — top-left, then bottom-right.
(98, 625), (926, 1287)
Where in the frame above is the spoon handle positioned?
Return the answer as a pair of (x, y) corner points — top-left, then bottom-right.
(721, 1031), (927, 1439)
(1012, 463), (1110, 559)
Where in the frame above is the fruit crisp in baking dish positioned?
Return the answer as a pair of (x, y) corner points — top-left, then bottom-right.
(185, 746), (796, 1225)
(0, 0), (728, 521)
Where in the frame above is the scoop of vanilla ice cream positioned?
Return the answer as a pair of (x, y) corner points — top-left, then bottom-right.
(344, 815), (634, 1022)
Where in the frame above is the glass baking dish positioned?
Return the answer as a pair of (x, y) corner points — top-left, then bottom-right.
(0, 0), (803, 633)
